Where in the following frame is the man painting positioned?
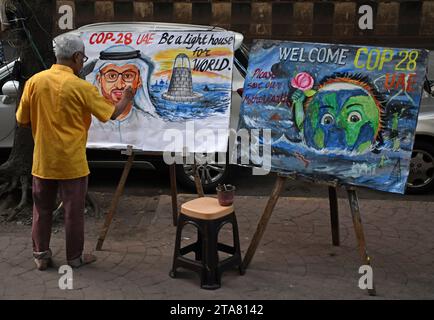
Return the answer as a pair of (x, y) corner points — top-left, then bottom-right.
(16, 34), (134, 270)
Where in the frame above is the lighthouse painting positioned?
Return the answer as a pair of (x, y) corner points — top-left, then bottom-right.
(162, 53), (203, 102)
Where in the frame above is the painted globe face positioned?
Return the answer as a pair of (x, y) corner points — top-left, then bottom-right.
(303, 82), (380, 153)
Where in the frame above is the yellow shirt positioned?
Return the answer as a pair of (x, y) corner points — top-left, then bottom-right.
(16, 64), (115, 179)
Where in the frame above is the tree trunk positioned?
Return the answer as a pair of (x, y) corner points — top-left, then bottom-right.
(0, 0), (55, 219)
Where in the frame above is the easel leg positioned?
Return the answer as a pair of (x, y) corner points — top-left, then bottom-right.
(346, 187), (376, 296)
(241, 175), (286, 270)
(96, 152), (135, 251)
(328, 186), (340, 246)
(169, 164), (178, 226)
(193, 154), (205, 197)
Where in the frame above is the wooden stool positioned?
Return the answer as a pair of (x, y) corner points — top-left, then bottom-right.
(169, 197), (244, 289)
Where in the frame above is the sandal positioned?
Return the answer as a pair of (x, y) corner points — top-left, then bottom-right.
(33, 249), (53, 271)
(68, 253), (97, 268)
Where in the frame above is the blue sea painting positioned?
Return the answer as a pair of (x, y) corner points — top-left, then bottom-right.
(150, 82), (231, 122)
(234, 40), (428, 193)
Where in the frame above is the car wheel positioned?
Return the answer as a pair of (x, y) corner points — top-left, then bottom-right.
(176, 153), (229, 193)
(406, 140), (434, 194)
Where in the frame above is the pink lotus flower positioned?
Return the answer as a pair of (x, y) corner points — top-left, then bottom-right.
(291, 72), (314, 91)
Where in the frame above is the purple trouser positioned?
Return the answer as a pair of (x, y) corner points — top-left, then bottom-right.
(32, 175), (88, 261)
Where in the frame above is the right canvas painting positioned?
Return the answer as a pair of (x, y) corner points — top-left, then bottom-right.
(234, 40), (429, 193)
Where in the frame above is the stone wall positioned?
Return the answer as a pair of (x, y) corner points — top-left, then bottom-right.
(56, 0), (434, 48)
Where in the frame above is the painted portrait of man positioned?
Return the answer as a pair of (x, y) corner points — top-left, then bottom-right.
(84, 45), (159, 147)
(97, 63), (142, 120)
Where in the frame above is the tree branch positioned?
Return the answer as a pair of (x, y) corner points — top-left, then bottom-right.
(15, 175), (29, 211)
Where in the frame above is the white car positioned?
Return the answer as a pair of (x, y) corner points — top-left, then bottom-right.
(408, 51), (434, 194)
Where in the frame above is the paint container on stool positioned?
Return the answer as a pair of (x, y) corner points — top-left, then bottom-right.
(216, 184), (235, 206)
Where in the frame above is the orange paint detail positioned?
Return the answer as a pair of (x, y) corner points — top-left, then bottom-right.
(270, 113), (281, 121)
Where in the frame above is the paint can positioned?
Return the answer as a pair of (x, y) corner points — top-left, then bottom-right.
(216, 184), (235, 206)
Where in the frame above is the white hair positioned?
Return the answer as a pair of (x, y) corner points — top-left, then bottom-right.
(54, 34), (84, 60)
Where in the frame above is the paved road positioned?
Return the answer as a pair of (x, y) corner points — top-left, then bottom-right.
(1, 193), (433, 299)
(2, 157), (433, 299)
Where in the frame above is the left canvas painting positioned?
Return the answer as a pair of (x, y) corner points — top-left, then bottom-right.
(81, 31), (235, 152)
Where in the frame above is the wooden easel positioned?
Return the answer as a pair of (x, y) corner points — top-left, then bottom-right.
(95, 146), (205, 251)
(241, 173), (376, 296)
